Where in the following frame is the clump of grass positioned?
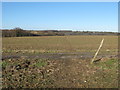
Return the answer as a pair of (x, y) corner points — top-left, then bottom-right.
(94, 59), (118, 69)
(35, 60), (47, 67)
(2, 61), (8, 68)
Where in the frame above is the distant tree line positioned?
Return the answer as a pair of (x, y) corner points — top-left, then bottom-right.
(2, 28), (39, 37)
(1, 27), (118, 37)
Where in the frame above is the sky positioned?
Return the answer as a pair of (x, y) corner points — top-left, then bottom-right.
(1, 0), (119, 2)
(2, 2), (118, 32)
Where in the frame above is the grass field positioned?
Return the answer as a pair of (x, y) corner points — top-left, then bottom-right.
(3, 35), (118, 53)
(2, 35), (118, 88)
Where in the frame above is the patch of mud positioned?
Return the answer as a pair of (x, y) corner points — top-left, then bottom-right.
(2, 55), (20, 60)
(2, 52), (117, 61)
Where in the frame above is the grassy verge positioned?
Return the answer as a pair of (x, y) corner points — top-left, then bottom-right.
(89, 59), (118, 88)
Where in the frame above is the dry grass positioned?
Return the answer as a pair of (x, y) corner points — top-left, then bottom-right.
(2, 35), (118, 54)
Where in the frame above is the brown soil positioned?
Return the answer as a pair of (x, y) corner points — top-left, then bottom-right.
(2, 53), (118, 88)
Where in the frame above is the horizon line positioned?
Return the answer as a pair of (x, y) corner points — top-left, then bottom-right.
(1, 28), (118, 33)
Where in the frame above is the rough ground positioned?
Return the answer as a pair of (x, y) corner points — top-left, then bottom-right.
(2, 53), (118, 88)
(2, 36), (118, 88)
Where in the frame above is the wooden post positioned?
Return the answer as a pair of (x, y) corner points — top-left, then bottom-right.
(91, 38), (104, 64)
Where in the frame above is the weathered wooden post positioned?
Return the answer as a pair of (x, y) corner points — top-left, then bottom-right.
(91, 38), (104, 64)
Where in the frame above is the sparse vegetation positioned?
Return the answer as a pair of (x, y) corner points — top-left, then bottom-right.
(2, 35), (118, 88)
(35, 59), (47, 67)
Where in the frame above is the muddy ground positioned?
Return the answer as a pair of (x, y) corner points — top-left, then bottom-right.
(2, 52), (118, 88)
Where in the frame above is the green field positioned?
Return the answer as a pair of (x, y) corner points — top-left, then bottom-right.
(2, 35), (118, 88)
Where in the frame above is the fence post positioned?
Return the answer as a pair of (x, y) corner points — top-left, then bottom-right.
(91, 38), (104, 64)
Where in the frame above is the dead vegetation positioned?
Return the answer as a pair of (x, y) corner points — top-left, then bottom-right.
(2, 35), (118, 88)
